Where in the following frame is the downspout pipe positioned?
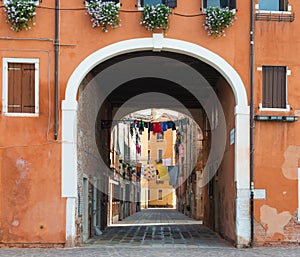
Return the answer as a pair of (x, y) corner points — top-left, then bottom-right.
(54, 0), (59, 140)
(250, 0), (255, 247)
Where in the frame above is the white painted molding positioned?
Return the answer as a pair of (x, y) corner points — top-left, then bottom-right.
(152, 33), (164, 52)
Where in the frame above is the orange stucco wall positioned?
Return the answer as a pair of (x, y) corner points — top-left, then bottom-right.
(0, 0), (300, 245)
(253, 0), (300, 245)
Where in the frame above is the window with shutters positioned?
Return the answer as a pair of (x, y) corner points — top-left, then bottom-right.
(158, 189), (163, 201)
(157, 149), (163, 162)
(139, 0), (177, 8)
(202, 0), (236, 9)
(2, 58), (39, 116)
(258, 0), (289, 12)
(260, 66), (290, 110)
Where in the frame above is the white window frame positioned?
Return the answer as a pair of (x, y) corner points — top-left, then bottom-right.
(255, 2), (292, 15)
(4, 0), (40, 5)
(2, 58), (40, 117)
(257, 66), (291, 112)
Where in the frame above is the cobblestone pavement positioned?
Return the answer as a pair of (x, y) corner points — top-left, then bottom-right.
(1, 245), (300, 256)
(1, 209), (300, 256)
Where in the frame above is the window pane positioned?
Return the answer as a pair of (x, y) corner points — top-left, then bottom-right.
(259, 0), (279, 11)
(144, 0), (162, 5)
(206, 0), (230, 8)
(207, 0), (221, 7)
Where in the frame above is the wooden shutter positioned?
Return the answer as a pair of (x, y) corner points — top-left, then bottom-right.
(164, 0), (177, 8)
(22, 64), (35, 113)
(262, 66), (286, 108)
(279, 0), (288, 11)
(229, 0), (236, 9)
(8, 63), (22, 113)
(8, 63), (35, 113)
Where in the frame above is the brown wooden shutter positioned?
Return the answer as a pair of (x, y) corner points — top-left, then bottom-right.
(7, 63), (35, 113)
(279, 0), (288, 11)
(229, 0), (236, 9)
(203, 0), (208, 8)
(8, 63), (22, 113)
(22, 64), (35, 113)
(262, 66), (286, 108)
(275, 66), (286, 108)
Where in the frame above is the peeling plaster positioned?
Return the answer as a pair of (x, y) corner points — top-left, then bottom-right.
(11, 220), (19, 227)
(282, 145), (300, 180)
(15, 158), (31, 185)
(260, 205), (291, 238)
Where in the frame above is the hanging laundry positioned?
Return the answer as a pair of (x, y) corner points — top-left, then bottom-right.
(167, 121), (173, 129)
(149, 122), (153, 132)
(172, 122), (176, 130)
(161, 122), (167, 132)
(136, 145), (141, 154)
(168, 166), (179, 187)
(152, 122), (162, 134)
(162, 158), (171, 166)
(157, 165), (169, 181)
(130, 127), (134, 137)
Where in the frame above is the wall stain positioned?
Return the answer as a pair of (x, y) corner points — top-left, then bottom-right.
(282, 145), (300, 180)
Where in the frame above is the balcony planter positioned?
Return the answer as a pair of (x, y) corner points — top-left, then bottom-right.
(4, 0), (37, 32)
(141, 4), (171, 32)
(204, 7), (235, 37)
(85, 0), (120, 32)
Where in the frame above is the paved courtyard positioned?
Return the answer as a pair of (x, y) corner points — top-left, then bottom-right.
(1, 209), (300, 256)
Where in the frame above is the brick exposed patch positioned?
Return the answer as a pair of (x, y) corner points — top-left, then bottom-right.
(254, 212), (300, 246)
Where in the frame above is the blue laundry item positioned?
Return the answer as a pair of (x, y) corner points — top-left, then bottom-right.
(166, 121), (173, 129)
(161, 122), (167, 131)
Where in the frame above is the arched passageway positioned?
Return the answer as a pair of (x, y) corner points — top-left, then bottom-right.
(62, 35), (250, 247)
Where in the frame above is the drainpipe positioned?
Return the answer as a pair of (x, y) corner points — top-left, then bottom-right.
(54, 0), (59, 140)
(250, 0), (255, 247)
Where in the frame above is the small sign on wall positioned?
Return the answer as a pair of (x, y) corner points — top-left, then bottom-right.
(230, 128), (235, 145)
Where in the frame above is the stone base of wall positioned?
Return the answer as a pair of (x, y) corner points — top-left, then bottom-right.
(0, 243), (65, 248)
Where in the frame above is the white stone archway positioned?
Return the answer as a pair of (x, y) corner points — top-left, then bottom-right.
(62, 34), (250, 247)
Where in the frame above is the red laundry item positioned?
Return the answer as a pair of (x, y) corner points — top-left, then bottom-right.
(152, 122), (162, 134)
(136, 145), (141, 154)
